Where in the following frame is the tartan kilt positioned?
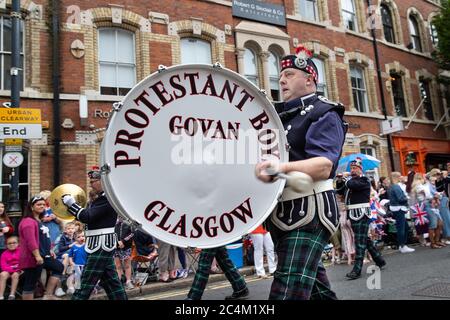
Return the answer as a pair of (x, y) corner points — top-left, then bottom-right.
(187, 247), (247, 300)
(350, 216), (383, 274)
(267, 216), (337, 300)
(72, 248), (127, 300)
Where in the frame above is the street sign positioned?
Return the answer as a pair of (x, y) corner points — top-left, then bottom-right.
(0, 108), (42, 139)
(3, 152), (24, 168)
(380, 117), (404, 135)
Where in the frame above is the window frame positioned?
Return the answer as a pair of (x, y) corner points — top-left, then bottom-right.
(312, 57), (327, 98)
(180, 37), (213, 64)
(0, 15), (25, 91)
(419, 79), (434, 121)
(429, 22), (439, 47)
(243, 47), (260, 87)
(98, 28), (137, 96)
(350, 65), (368, 113)
(409, 15), (422, 52)
(390, 73), (407, 117)
(268, 51), (281, 102)
(298, 0), (319, 22)
(342, 0), (358, 32)
(380, 4), (395, 44)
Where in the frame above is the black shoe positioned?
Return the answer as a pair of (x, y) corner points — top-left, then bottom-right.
(376, 260), (386, 269)
(345, 271), (361, 280)
(225, 288), (249, 300)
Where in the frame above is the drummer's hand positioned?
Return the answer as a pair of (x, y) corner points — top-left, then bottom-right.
(62, 194), (76, 207)
(255, 160), (279, 183)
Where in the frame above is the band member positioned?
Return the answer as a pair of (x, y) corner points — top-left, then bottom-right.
(255, 45), (347, 300)
(61, 166), (127, 300)
(336, 158), (386, 280)
(186, 246), (249, 300)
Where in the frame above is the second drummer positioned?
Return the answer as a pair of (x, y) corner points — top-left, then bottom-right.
(255, 45), (347, 300)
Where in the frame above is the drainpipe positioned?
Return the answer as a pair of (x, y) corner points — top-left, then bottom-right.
(367, 0), (396, 172)
(51, 0), (61, 187)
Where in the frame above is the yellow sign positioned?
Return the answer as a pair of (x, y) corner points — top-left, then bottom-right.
(4, 139), (23, 145)
(0, 108), (41, 124)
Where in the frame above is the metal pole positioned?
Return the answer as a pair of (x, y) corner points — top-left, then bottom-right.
(52, 0), (61, 187)
(405, 97), (426, 129)
(7, 0), (22, 219)
(367, 0), (396, 172)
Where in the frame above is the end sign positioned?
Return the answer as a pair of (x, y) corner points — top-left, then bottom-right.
(0, 108), (42, 139)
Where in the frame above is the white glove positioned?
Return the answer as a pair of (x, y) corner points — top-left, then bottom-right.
(62, 194), (76, 207)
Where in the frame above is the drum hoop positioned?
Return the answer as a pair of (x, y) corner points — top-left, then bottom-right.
(100, 63), (288, 248)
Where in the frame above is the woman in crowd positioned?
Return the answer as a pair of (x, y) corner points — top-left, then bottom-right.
(0, 202), (14, 258)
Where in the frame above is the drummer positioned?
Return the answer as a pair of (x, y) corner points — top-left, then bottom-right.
(255, 45), (347, 300)
(61, 166), (128, 300)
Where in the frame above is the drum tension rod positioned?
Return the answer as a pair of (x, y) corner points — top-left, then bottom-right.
(100, 164), (111, 175)
(259, 89), (267, 96)
(112, 102), (123, 112)
(158, 65), (167, 73)
(213, 62), (223, 69)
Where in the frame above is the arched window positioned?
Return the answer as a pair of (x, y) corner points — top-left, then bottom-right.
(380, 4), (395, 43)
(409, 15), (422, 52)
(312, 58), (327, 97)
(244, 48), (259, 86)
(180, 38), (212, 64)
(98, 28), (136, 96)
(342, 0), (357, 31)
(268, 51), (280, 101)
(350, 66), (368, 112)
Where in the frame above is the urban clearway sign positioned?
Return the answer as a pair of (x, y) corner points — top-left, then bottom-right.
(0, 108), (42, 139)
(232, 0), (286, 26)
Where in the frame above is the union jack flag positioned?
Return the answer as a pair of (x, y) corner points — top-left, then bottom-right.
(410, 202), (429, 226)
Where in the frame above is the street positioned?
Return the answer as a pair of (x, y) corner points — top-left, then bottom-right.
(134, 245), (450, 300)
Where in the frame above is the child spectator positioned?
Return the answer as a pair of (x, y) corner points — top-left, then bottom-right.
(427, 196), (446, 249)
(0, 236), (21, 300)
(39, 190), (63, 248)
(0, 202), (14, 258)
(67, 231), (87, 294)
(54, 222), (76, 274)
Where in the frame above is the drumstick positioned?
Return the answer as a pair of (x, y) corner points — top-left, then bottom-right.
(265, 167), (313, 193)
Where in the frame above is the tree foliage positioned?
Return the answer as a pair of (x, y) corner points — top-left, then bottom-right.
(432, 0), (450, 71)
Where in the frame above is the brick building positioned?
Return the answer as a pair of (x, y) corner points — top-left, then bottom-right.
(0, 0), (449, 208)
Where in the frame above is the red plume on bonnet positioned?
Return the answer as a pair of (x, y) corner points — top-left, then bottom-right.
(295, 45), (313, 60)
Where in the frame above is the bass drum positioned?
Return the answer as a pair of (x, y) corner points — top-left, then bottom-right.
(101, 63), (288, 248)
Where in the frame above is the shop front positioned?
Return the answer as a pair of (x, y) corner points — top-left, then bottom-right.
(392, 137), (450, 174)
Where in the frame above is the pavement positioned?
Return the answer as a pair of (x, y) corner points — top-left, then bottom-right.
(58, 244), (414, 300)
(58, 265), (257, 300)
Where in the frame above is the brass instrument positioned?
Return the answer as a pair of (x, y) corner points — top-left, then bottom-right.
(48, 184), (87, 221)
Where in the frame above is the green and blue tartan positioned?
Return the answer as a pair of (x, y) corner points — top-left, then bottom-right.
(350, 216), (384, 274)
(187, 246), (247, 300)
(267, 216), (337, 300)
(72, 249), (127, 300)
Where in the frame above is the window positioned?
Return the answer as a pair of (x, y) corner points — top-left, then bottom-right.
(390, 73), (407, 117)
(380, 4), (395, 43)
(98, 29), (136, 96)
(430, 22), (438, 47)
(360, 146), (379, 182)
(0, 15), (24, 91)
(180, 38), (212, 64)
(419, 80), (434, 121)
(243, 48), (259, 86)
(298, 0), (318, 21)
(350, 66), (368, 112)
(312, 58), (327, 97)
(409, 16), (422, 52)
(268, 51), (280, 101)
(342, 0), (357, 31)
